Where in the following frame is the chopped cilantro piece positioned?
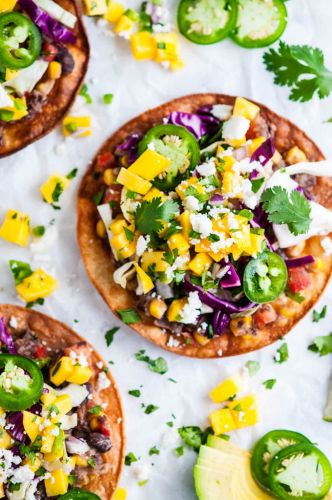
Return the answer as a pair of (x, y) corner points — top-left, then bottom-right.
(66, 168), (78, 180)
(178, 426), (213, 452)
(128, 389), (141, 397)
(148, 446), (159, 456)
(285, 288), (305, 303)
(87, 457), (96, 468)
(134, 197), (179, 235)
(308, 332), (332, 356)
(135, 350), (168, 374)
(251, 177), (265, 193)
(144, 404), (159, 414)
(105, 327), (119, 346)
(93, 191), (104, 205)
(175, 446), (184, 457)
(125, 452), (138, 466)
(118, 308), (141, 324)
(274, 342), (289, 364)
(123, 226), (135, 241)
(313, 305), (327, 323)
(246, 360), (261, 376)
(103, 93), (114, 105)
(26, 298), (44, 309)
(88, 405), (103, 415)
(32, 226), (45, 237)
(263, 379), (277, 389)
(9, 260), (33, 285)
(80, 83), (92, 104)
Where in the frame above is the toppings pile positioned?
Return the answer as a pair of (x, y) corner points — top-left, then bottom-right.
(0, 317), (112, 498)
(94, 96), (332, 345)
(0, 0), (77, 123)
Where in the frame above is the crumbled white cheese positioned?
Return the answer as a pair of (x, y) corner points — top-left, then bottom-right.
(136, 235), (150, 256)
(97, 371), (111, 391)
(223, 116), (250, 140)
(69, 350), (88, 368)
(183, 195), (201, 212)
(190, 213), (212, 238)
(180, 291), (202, 324)
(196, 158), (216, 176)
(167, 336), (180, 348)
(217, 349), (223, 357)
(321, 236), (332, 255)
(9, 316), (18, 329)
(96, 361), (103, 370)
(211, 104), (233, 121)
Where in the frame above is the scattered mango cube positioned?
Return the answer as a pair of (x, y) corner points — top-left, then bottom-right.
(23, 411), (42, 442)
(188, 253), (213, 276)
(63, 115), (92, 137)
(209, 376), (241, 404)
(149, 297), (167, 319)
(167, 298), (186, 323)
(104, 1), (124, 23)
(66, 365), (92, 385)
(112, 488), (127, 500)
(116, 168), (152, 195)
(233, 97), (260, 121)
(131, 31), (156, 60)
(209, 408), (237, 435)
(0, 209), (30, 246)
(40, 174), (70, 205)
(82, 0), (107, 16)
(47, 61), (62, 80)
(44, 469), (69, 496)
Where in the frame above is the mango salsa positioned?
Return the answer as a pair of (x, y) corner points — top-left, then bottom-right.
(0, 209), (30, 246)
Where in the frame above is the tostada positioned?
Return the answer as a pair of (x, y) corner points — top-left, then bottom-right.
(0, 305), (124, 498)
(77, 94), (332, 358)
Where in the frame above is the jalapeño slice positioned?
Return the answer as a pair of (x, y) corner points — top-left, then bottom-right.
(269, 443), (332, 500)
(0, 12), (41, 69)
(138, 124), (200, 190)
(58, 488), (101, 499)
(243, 251), (287, 304)
(231, 0), (287, 49)
(0, 354), (43, 411)
(177, 0), (237, 45)
(251, 429), (311, 492)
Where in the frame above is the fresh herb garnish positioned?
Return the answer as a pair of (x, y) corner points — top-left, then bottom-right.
(313, 305), (327, 323)
(148, 446), (159, 456)
(123, 226), (135, 242)
(274, 342), (289, 364)
(246, 360), (261, 376)
(26, 298), (44, 309)
(263, 41), (332, 102)
(128, 389), (141, 397)
(105, 327), (119, 346)
(125, 452), (138, 466)
(103, 93), (114, 105)
(263, 379), (277, 390)
(93, 191), (104, 205)
(117, 308), (141, 324)
(251, 177), (265, 193)
(80, 83), (92, 104)
(175, 446), (184, 457)
(88, 405), (103, 416)
(178, 426), (213, 452)
(134, 197), (179, 235)
(66, 168), (78, 180)
(135, 350), (168, 374)
(32, 225), (45, 237)
(144, 404), (159, 414)
(308, 332), (332, 356)
(285, 288), (305, 303)
(9, 260), (33, 285)
(261, 186), (311, 235)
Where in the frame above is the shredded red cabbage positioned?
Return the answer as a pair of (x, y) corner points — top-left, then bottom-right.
(220, 264), (241, 288)
(166, 111), (219, 140)
(114, 132), (142, 165)
(0, 318), (16, 354)
(18, 0), (76, 44)
(212, 310), (230, 335)
(249, 137), (275, 180)
(6, 412), (27, 443)
(285, 256), (315, 268)
(184, 275), (256, 313)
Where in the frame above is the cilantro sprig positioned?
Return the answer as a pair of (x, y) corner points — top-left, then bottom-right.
(308, 333), (332, 356)
(263, 41), (332, 102)
(134, 197), (179, 235)
(261, 186), (311, 235)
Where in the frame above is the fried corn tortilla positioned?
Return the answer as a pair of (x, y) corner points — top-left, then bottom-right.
(77, 94), (332, 358)
(0, 304), (125, 498)
(0, 0), (89, 158)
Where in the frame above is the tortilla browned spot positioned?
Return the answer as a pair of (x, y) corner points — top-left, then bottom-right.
(77, 94), (332, 358)
(0, 304), (125, 499)
(0, 0), (89, 158)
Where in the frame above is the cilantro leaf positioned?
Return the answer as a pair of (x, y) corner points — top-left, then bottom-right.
(135, 349), (168, 375)
(308, 333), (332, 356)
(274, 342), (289, 363)
(128, 389), (141, 397)
(125, 452), (138, 466)
(149, 446), (159, 456)
(117, 308), (140, 324)
(263, 41), (332, 102)
(261, 186), (311, 235)
(144, 404), (159, 414)
(313, 305), (327, 323)
(134, 197), (179, 235)
(263, 379), (277, 390)
(178, 426), (213, 452)
(105, 327), (119, 346)
(246, 360), (261, 377)
(9, 260), (33, 285)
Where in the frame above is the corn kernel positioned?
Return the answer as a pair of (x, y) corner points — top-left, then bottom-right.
(73, 455), (88, 467)
(149, 298), (167, 319)
(103, 168), (114, 185)
(279, 307), (293, 318)
(230, 316), (253, 336)
(47, 61), (62, 80)
(0, 209), (30, 247)
(285, 146), (307, 165)
(209, 408), (237, 435)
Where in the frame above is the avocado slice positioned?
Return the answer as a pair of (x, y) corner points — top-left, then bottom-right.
(194, 436), (273, 499)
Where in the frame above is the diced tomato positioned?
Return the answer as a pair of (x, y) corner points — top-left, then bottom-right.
(99, 422), (111, 437)
(254, 304), (277, 329)
(97, 151), (114, 168)
(287, 267), (311, 293)
(42, 42), (58, 62)
(102, 185), (122, 204)
(34, 345), (47, 359)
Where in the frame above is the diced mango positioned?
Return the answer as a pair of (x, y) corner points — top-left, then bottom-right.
(227, 394), (257, 412)
(0, 209), (30, 247)
(188, 253), (213, 276)
(5, 68), (17, 80)
(112, 488), (127, 500)
(50, 357), (74, 386)
(128, 149), (171, 180)
(47, 61), (62, 80)
(117, 242), (136, 259)
(167, 233), (190, 255)
(16, 269), (57, 303)
(167, 298), (186, 322)
(141, 251), (168, 273)
(0, 429), (12, 449)
(117, 168), (152, 195)
(104, 0), (124, 22)
(134, 263), (154, 294)
(227, 137), (246, 148)
(40, 174), (70, 204)
(153, 32), (180, 63)
(131, 31), (156, 60)
(233, 97), (260, 121)
(228, 395), (259, 428)
(25, 455), (42, 472)
(114, 14), (134, 33)
(51, 394), (73, 417)
(222, 171), (243, 198)
(178, 210), (191, 238)
(63, 116), (92, 137)
(103, 168), (115, 186)
(110, 218), (128, 235)
(111, 231), (136, 259)
(41, 425), (56, 453)
(1, 96), (28, 120)
(208, 250), (227, 263)
(44, 469), (68, 496)
(248, 136), (266, 156)
(209, 408), (237, 435)
(144, 187), (167, 202)
(83, 0), (107, 15)
(247, 233), (265, 256)
(285, 146), (307, 165)
(0, 0), (17, 12)
(0, 483), (3, 498)
(41, 392), (56, 406)
(220, 155), (235, 172)
(66, 365), (92, 385)
(149, 298), (167, 319)
(209, 376), (241, 404)
(170, 58), (185, 72)
(73, 455), (88, 467)
(23, 411), (42, 443)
